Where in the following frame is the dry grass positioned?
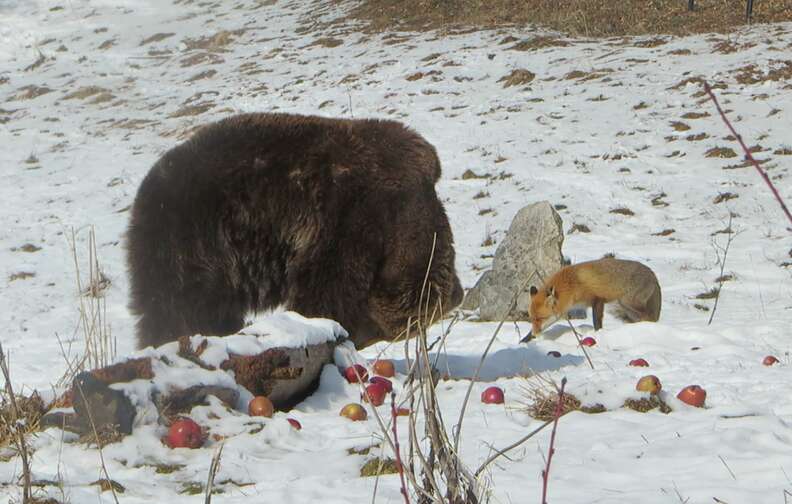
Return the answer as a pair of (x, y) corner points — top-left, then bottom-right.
(520, 376), (606, 420)
(0, 391), (46, 449)
(350, 0), (792, 37)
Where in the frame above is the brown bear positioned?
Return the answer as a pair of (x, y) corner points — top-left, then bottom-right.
(126, 113), (463, 350)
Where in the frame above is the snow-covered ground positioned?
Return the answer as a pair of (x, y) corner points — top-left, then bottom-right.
(1, 0), (791, 502)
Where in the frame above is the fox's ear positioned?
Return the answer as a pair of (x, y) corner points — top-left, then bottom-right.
(529, 285), (538, 297)
(545, 286), (557, 308)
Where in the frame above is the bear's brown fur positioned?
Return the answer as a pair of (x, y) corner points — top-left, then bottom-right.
(126, 113), (463, 349)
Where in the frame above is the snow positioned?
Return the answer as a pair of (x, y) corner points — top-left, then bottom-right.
(1, 0), (791, 502)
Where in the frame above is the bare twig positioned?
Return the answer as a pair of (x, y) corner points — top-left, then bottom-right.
(205, 443), (225, 504)
(708, 213), (739, 325)
(0, 343), (32, 504)
(475, 418), (554, 477)
(391, 393), (410, 504)
(541, 377), (567, 504)
(454, 273), (536, 452)
(565, 320), (595, 369)
(718, 454), (737, 481)
(703, 81), (792, 229)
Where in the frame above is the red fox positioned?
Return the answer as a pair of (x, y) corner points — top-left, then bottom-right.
(527, 258), (661, 338)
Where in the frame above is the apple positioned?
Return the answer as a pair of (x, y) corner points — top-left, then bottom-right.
(362, 383), (388, 406)
(287, 418), (302, 430)
(763, 355), (780, 366)
(340, 403), (368, 421)
(635, 375), (662, 394)
(248, 396), (274, 418)
(372, 359), (396, 377)
(166, 418), (203, 449)
(629, 358), (650, 367)
(481, 386), (505, 405)
(369, 376), (393, 393)
(343, 364), (369, 383)
(580, 336), (597, 347)
(676, 385), (706, 407)
(547, 350), (561, 358)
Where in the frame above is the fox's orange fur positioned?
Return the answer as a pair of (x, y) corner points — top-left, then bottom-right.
(528, 258), (661, 336)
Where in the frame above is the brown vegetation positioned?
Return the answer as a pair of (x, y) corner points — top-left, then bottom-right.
(351, 0), (792, 36)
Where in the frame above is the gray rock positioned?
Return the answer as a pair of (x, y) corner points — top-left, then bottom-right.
(71, 372), (136, 435)
(464, 201), (564, 321)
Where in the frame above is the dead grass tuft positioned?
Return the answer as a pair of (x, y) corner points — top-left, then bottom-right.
(509, 36), (570, 51)
(0, 392), (46, 449)
(359, 457), (400, 477)
(610, 207), (635, 216)
(521, 379), (584, 421)
(706, 146), (738, 158)
(497, 68), (535, 88)
(183, 30), (243, 52)
(735, 60), (792, 85)
(624, 396), (672, 413)
(61, 86), (109, 101)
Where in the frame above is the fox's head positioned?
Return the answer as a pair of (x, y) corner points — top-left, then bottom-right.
(528, 285), (559, 336)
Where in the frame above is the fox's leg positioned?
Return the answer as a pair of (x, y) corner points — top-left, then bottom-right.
(592, 299), (605, 330)
(616, 301), (644, 322)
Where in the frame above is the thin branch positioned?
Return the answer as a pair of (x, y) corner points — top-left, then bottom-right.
(541, 377), (567, 504)
(454, 273), (536, 452)
(718, 454), (737, 481)
(703, 81), (792, 229)
(475, 417), (555, 477)
(708, 213), (738, 325)
(205, 443), (225, 504)
(565, 320), (595, 369)
(391, 393), (410, 504)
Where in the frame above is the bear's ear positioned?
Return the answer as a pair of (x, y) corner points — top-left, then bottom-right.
(529, 285), (538, 297)
(545, 286), (557, 308)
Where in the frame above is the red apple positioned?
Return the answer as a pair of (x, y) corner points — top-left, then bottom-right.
(547, 350), (561, 358)
(369, 376), (393, 393)
(362, 383), (388, 406)
(580, 336), (597, 347)
(676, 385), (706, 407)
(248, 396), (274, 418)
(340, 403), (368, 421)
(481, 386), (505, 405)
(372, 359), (396, 378)
(166, 418), (203, 449)
(287, 418), (302, 430)
(629, 358), (649, 367)
(343, 364), (369, 383)
(635, 375), (662, 394)
(763, 355), (780, 366)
